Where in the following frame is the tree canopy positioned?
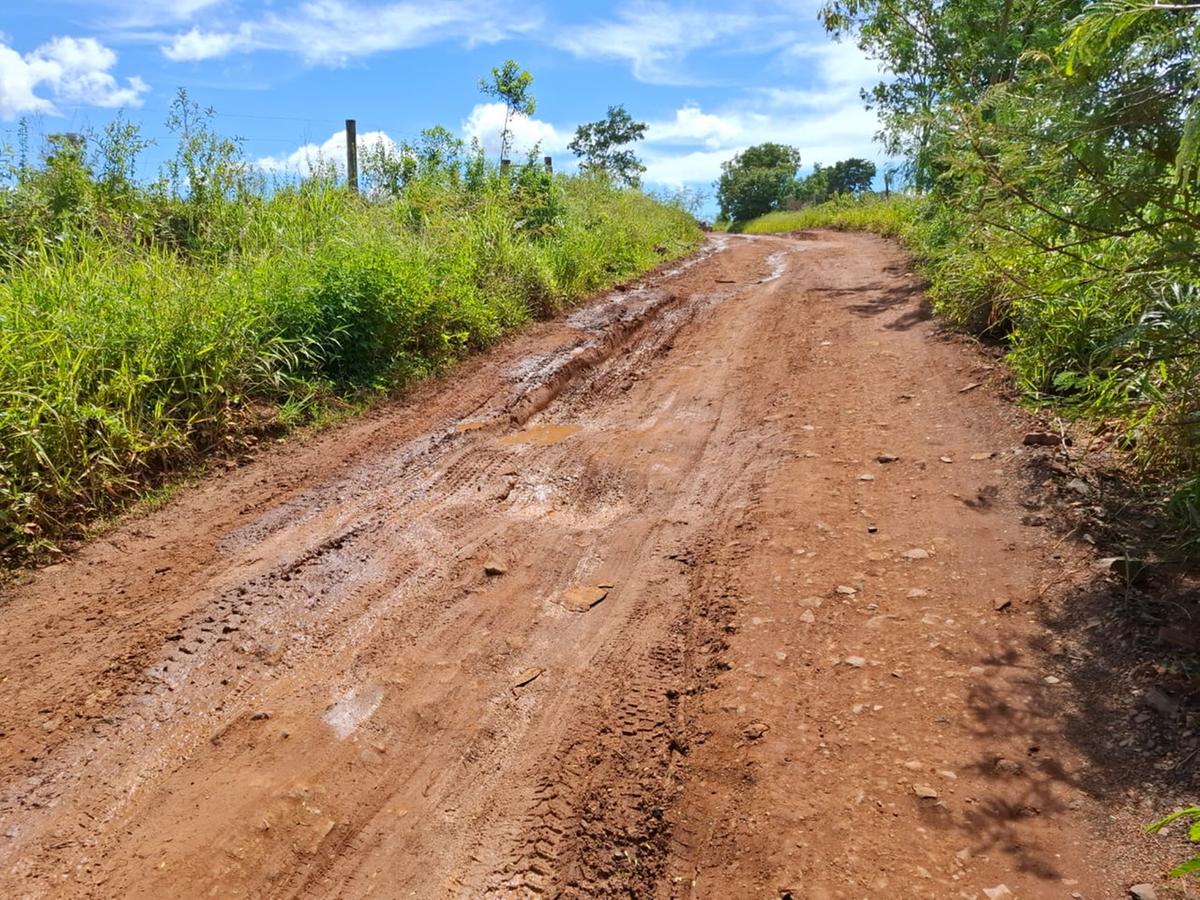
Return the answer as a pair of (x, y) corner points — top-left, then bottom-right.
(716, 143), (802, 222)
(568, 105), (648, 187)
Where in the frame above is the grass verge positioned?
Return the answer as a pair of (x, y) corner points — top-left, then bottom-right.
(0, 113), (701, 561)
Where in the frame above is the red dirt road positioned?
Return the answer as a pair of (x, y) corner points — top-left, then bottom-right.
(0, 232), (1180, 898)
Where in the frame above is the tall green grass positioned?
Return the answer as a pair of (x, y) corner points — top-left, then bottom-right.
(744, 195), (1200, 539)
(0, 108), (701, 559)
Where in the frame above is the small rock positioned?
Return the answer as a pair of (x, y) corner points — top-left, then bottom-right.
(907, 588), (929, 598)
(1101, 556), (1151, 584)
(1021, 514), (1047, 527)
(1129, 885), (1158, 900)
(993, 757), (1023, 776)
(1144, 687), (1180, 718)
(250, 711), (271, 721)
(558, 584), (609, 612)
(1044, 675), (1061, 685)
(983, 886), (1014, 900)
(799, 610), (815, 624)
(1065, 478), (1091, 497)
(959, 382), (981, 393)
(878, 453), (899, 463)
(1023, 431), (1062, 447)
(940, 456), (954, 464)
(483, 558), (508, 576)
(835, 585), (858, 595)
(969, 452), (994, 460)
(845, 656), (867, 668)
(912, 784), (938, 800)
(859, 473), (876, 481)
(512, 667), (544, 689)
(902, 548), (930, 560)
(993, 598), (1012, 612)
(743, 721), (769, 740)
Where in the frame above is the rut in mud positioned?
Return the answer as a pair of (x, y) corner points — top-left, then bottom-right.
(0, 232), (1182, 898)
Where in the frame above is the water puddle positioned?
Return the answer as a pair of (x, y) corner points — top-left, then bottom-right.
(499, 423), (582, 447)
(322, 683), (385, 739)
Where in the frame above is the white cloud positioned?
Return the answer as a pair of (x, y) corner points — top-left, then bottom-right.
(639, 98), (882, 188)
(162, 26), (252, 62)
(781, 38), (890, 88)
(632, 35), (891, 189)
(461, 102), (567, 158)
(257, 128), (399, 175)
(0, 36), (148, 119)
(157, 0), (541, 65)
(554, 2), (760, 84)
(645, 103), (741, 148)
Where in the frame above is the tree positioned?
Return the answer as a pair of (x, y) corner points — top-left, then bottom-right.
(828, 158), (877, 194)
(716, 143), (802, 222)
(819, 0), (1083, 191)
(479, 60), (536, 162)
(790, 157), (878, 205)
(568, 105), (647, 187)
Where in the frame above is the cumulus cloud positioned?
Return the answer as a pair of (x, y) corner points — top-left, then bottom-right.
(629, 34), (892, 190)
(157, 0), (541, 65)
(257, 128), (399, 175)
(0, 36), (148, 119)
(461, 102), (567, 158)
(645, 104), (741, 149)
(640, 101), (882, 187)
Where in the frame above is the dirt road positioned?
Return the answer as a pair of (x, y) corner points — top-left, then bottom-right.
(0, 232), (1181, 898)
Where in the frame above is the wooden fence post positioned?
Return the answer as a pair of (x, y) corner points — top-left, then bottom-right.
(345, 118), (359, 193)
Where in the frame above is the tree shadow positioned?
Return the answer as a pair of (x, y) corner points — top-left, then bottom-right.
(941, 450), (1200, 879)
(812, 280), (933, 331)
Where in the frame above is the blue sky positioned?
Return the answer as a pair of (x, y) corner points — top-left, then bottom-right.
(0, 1), (889, 211)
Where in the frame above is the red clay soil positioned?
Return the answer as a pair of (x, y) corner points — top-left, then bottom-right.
(0, 232), (1191, 898)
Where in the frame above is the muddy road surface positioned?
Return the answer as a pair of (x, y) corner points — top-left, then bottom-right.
(0, 232), (1172, 897)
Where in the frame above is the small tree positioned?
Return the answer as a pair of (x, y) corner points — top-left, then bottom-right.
(479, 60), (536, 163)
(568, 105), (647, 187)
(716, 142), (802, 222)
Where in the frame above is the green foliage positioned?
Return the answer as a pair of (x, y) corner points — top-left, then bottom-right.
(791, 158), (878, 205)
(739, 194), (914, 237)
(1147, 806), (1200, 878)
(717, 143), (802, 222)
(479, 59), (537, 161)
(0, 107), (701, 559)
(569, 105), (648, 187)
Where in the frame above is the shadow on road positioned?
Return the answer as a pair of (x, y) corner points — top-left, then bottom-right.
(950, 452), (1200, 878)
(814, 279), (933, 331)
